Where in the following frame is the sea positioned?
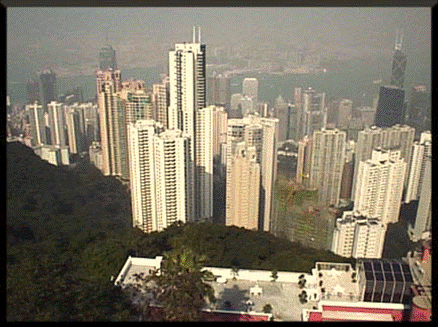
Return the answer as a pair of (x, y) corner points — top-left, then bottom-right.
(7, 58), (430, 109)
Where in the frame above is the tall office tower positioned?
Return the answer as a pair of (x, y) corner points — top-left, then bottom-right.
(309, 128), (346, 207)
(226, 144), (260, 230)
(274, 95), (289, 142)
(390, 30), (407, 89)
(26, 102), (46, 146)
(207, 74), (232, 109)
(81, 102), (99, 146)
(356, 106), (376, 128)
(406, 85), (430, 138)
(128, 121), (193, 232)
(230, 93), (243, 111)
(296, 135), (312, 185)
(226, 115), (279, 231)
(242, 77), (258, 103)
(26, 79), (40, 104)
(120, 79), (153, 125)
(354, 148), (407, 224)
(99, 44), (117, 71)
(337, 99), (353, 129)
(152, 76), (170, 129)
(374, 85), (405, 127)
(213, 106), (228, 161)
(39, 69), (57, 110)
(405, 131), (431, 203)
(302, 87), (326, 138)
(332, 211), (386, 259)
(47, 101), (66, 147)
(98, 70), (129, 179)
(168, 29), (212, 221)
(408, 155), (431, 242)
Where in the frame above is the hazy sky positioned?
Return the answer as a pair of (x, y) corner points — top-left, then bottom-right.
(7, 7), (431, 82)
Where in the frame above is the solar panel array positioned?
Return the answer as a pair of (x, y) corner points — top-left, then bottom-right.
(361, 259), (413, 303)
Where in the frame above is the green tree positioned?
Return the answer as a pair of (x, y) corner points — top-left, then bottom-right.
(137, 247), (215, 321)
(263, 303), (273, 313)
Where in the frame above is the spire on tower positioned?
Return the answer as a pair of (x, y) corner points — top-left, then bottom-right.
(198, 26), (201, 43)
(395, 29), (403, 51)
(193, 26), (196, 43)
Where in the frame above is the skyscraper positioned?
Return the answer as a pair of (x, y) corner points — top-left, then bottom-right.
(152, 76), (170, 129)
(213, 106), (228, 161)
(47, 101), (67, 147)
(309, 128), (346, 207)
(39, 69), (57, 110)
(226, 114), (278, 232)
(242, 77), (258, 103)
(374, 85), (405, 127)
(390, 30), (407, 89)
(337, 99), (353, 129)
(99, 44), (117, 71)
(207, 74), (231, 109)
(353, 148), (407, 224)
(406, 85), (430, 138)
(168, 28), (211, 221)
(65, 103), (86, 154)
(120, 79), (153, 125)
(26, 102), (46, 146)
(226, 144), (260, 230)
(302, 87), (326, 138)
(97, 69), (129, 180)
(26, 79), (40, 104)
(128, 121), (194, 233)
(408, 155), (431, 242)
(405, 131), (431, 203)
(274, 95), (289, 142)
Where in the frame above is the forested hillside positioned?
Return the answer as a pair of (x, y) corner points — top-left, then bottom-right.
(7, 141), (353, 321)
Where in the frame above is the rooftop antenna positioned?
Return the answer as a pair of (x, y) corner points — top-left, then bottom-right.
(193, 26), (196, 43)
(198, 26), (201, 43)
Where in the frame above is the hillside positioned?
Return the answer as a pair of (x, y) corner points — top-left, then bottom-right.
(7, 141), (353, 321)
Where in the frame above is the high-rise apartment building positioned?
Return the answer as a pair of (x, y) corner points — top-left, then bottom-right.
(213, 106), (228, 161)
(65, 104), (86, 154)
(39, 69), (57, 110)
(120, 79), (153, 125)
(309, 128), (346, 207)
(353, 148), (407, 224)
(374, 86), (405, 128)
(99, 44), (117, 71)
(207, 74), (232, 109)
(152, 76), (170, 129)
(408, 155), (431, 242)
(226, 144), (260, 230)
(337, 99), (353, 129)
(274, 95), (289, 142)
(26, 102), (46, 146)
(47, 101), (67, 147)
(242, 77), (258, 103)
(128, 121), (194, 233)
(168, 30), (212, 221)
(352, 124), (414, 199)
(296, 135), (312, 185)
(81, 102), (99, 146)
(226, 114), (278, 232)
(331, 211), (386, 259)
(97, 69), (129, 180)
(405, 131), (431, 203)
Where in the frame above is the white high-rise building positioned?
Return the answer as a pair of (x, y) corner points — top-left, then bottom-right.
(26, 102), (46, 146)
(120, 79), (153, 125)
(213, 106), (228, 160)
(128, 120), (194, 233)
(226, 144), (260, 230)
(405, 131), (431, 203)
(352, 124), (415, 199)
(353, 148), (407, 224)
(226, 114), (278, 231)
(152, 76), (170, 129)
(47, 101), (67, 147)
(97, 70), (129, 180)
(331, 211), (386, 259)
(408, 155), (431, 242)
(301, 88), (326, 138)
(309, 128), (346, 207)
(168, 30), (212, 221)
